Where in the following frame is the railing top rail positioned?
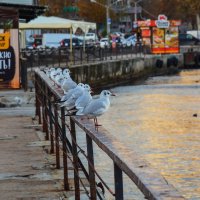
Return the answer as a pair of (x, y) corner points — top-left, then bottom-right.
(35, 68), (62, 98)
(35, 68), (185, 200)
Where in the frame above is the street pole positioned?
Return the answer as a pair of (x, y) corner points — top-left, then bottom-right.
(106, 0), (110, 36)
(134, 0), (142, 23)
(91, 0), (122, 36)
(134, 2), (137, 23)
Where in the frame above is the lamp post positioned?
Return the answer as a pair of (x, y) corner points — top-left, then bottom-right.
(106, 0), (110, 36)
(91, 0), (121, 36)
(134, 0), (142, 24)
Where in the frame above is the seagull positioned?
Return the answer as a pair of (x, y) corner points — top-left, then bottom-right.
(76, 90), (115, 128)
(59, 83), (85, 109)
(75, 84), (93, 113)
(61, 75), (77, 94)
(50, 68), (62, 83)
(54, 72), (64, 87)
(62, 68), (71, 76)
(46, 67), (55, 78)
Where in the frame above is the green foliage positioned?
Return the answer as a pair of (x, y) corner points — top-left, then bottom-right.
(177, 0), (200, 14)
(63, 6), (79, 13)
(101, 29), (107, 37)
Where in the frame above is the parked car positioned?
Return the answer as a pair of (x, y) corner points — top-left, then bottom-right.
(100, 38), (110, 48)
(85, 33), (97, 41)
(43, 33), (76, 48)
(187, 30), (200, 39)
(122, 35), (136, 47)
(26, 34), (42, 49)
(179, 33), (200, 45)
(85, 40), (100, 48)
(110, 32), (124, 38)
(60, 38), (83, 48)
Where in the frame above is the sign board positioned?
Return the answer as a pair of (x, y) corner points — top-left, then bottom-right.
(138, 15), (181, 54)
(155, 15), (170, 29)
(0, 32), (10, 49)
(107, 18), (111, 25)
(0, 7), (20, 89)
(133, 21), (138, 28)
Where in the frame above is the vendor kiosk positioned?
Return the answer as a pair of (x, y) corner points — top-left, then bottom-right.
(138, 15), (181, 54)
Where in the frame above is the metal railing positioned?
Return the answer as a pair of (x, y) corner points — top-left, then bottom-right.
(34, 68), (185, 200)
(21, 45), (200, 70)
(20, 45), (149, 91)
(20, 45), (149, 68)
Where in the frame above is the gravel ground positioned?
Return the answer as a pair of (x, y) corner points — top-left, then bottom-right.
(0, 90), (35, 116)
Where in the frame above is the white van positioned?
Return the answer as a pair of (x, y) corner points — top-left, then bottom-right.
(85, 33), (97, 41)
(187, 30), (200, 39)
(42, 33), (76, 48)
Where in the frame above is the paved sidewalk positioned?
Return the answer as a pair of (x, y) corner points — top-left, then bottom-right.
(0, 90), (89, 200)
(0, 90), (69, 199)
(0, 115), (67, 199)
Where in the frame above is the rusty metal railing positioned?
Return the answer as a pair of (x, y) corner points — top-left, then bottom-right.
(34, 68), (185, 200)
(20, 45), (148, 68)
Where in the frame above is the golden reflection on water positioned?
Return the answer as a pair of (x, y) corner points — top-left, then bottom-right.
(100, 69), (200, 199)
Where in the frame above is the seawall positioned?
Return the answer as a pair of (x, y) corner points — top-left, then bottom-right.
(69, 54), (183, 89)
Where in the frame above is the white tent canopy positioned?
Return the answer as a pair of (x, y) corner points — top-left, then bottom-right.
(19, 16), (96, 33)
(19, 16), (96, 49)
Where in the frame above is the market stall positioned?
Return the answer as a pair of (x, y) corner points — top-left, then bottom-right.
(19, 16), (96, 49)
(138, 15), (181, 54)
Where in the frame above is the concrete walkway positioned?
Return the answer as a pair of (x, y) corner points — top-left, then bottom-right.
(0, 115), (68, 199)
(0, 90), (68, 199)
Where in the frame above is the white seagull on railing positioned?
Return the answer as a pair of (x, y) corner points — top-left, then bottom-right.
(59, 83), (85, 108)
(76, 90), (115, 128)
(61, 74), (77, 94)
(75, 84), (93, 112)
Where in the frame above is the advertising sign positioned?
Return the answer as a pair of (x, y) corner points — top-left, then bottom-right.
(0, 7), (20, 89)
(138, 15), (180, 54)
(165, 27), (179, 53)
(152, 27), (165, 53)
(155, 15), (170, 29)
(141, 28), (151, 45)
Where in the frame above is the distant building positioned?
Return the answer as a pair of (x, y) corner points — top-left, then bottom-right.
(111, 0), (135, 33)
(0, 0), (37, 5)
(0, 0), (46, 22)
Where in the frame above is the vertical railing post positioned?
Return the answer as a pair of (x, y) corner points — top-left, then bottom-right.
(43, 84), (49, 140)
(80, 48), (83, 65)
(114, 163), (123, 200)
(86, 135), (97, 200)
(61, 107), (70, 190)
(54, 101), (60, 169)
(48, 92), (54, 154)
(35, 75), (42, 124)
(41, 82), (48, 139)
(58, 48), (61, 67)
(70, 117), (80, 200)
(38, 78), (42, 124)
(35, 74), (39, 118)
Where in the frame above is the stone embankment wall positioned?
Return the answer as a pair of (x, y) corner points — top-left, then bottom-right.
(70, 54), (183, 89)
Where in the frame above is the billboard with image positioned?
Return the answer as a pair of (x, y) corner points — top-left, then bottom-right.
(0, 7), (20, 89)
(138, 15), (181, 54)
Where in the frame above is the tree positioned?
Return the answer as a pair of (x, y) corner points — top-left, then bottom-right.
(177, 0), (200, 29)
(141, 0), (181, 20)
(77, 0), (117, 34)
(77, 0), (106, 23)
(141, 0), (199, 29)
